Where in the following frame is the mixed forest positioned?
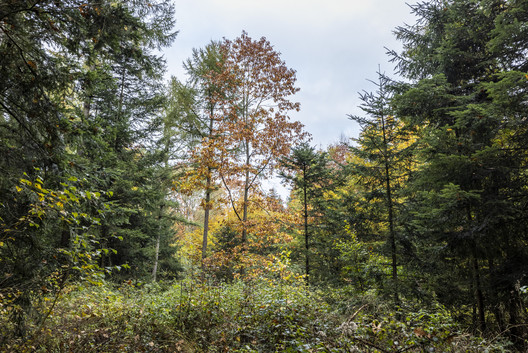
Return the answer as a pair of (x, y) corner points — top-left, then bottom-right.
(1, 0), (528, 352)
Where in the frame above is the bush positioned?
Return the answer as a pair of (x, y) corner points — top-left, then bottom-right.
(0, 279), (516, 352)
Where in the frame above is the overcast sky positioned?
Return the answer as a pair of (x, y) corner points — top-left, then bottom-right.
(164, 0), (417, 148)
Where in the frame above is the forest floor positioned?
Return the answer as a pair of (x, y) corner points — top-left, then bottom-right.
(2, 278), (516, 352)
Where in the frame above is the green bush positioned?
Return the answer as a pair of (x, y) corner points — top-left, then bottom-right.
(1, 279), (516, 353)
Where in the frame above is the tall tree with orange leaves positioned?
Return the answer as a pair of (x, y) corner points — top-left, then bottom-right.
(217, 32), (306, 243)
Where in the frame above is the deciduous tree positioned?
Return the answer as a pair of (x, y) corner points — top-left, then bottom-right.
(217, 32), (306, 243)
(168, 42), (232, 266)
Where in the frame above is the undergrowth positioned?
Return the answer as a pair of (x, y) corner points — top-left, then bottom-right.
(1, 278), (514, 352)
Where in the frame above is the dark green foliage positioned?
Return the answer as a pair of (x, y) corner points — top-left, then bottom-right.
(280, 143), (351, 285)
(387, 0), (528, 341)
(280, 143), (331, 282)
(0, 0), (179, 342)
(348, 71), (416, 305)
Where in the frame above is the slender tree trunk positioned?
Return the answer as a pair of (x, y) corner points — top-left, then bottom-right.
(508, 291), (521, 343)
(385, 161), (398, 306)
(241, 142), (250, 243)
(152, 232), (160, 282)
(81, 68), (92, 155)
(380, 114), (399, 306)
(467, 207), (486, 332)
(83, 63), (95, 121)
(472, 255), (486, 332)
(202, 172), (212, 268)
(303, 165), (310, 284)
(151, 205), (163, 282)
(470, 278), (477, 327)
(488, 258), (505, 332)
(117, 68), (126, 120)
(83, 99), (91, 121)
(115, 68), (127, 151)
(242, 170), (249, 243)
(202, 108), (215, 269)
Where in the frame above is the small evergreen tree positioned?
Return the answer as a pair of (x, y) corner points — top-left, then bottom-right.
(280, 143), (330, 283)
(348, 72), (415, 306)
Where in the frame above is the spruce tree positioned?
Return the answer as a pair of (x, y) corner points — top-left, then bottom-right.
(390, 0), (528, 336)
(348, 72), (416, 306)
(280, 143), (330, 283)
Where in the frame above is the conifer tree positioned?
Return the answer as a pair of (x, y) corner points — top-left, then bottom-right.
(280, 143), (330, 283)
(167, 42), (231, 267)
(0, 0), (178, 338)
(390, 0), (528, 335)
(348, 72), (415, 306)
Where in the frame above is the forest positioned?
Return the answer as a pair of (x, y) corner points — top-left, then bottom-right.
(1, 0), (527, 352)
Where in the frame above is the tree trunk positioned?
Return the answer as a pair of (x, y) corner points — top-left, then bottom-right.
(508, 291), (522, 343)
(83, 63), (95, 121)
(117, 68), (126, 121)
(381, 114), (399, 306)
(151, 205), (163, 282)
(303, 165), (310, 284)
(488, 258), (505, 332)
(467, 207), (486, 332)
(202, 172), (212, 269)
(472, 255), (486, 332)
(385, 161), (398, 306)
(151, 233), (160, 282)
(202, 107), (215, 269)
(242, 171), (249, 243)
(241, 143), (250, 243)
